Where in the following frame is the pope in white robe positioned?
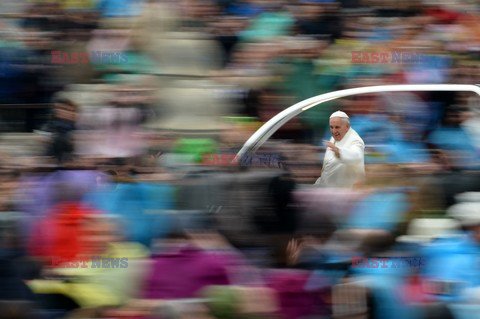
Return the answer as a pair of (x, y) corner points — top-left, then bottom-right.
(315, 111), (365, 188)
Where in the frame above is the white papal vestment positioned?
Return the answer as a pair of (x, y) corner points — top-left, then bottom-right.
(315, 128), (365, 188)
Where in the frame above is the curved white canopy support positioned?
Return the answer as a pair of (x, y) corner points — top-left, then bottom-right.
(237, 84), (480, 156)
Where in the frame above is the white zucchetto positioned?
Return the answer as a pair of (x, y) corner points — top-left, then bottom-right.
(330, 111), (350, 119)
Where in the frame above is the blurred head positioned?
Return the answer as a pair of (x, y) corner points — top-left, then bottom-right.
(80, 216), (122, 255)
(470, 224), (480, 244)
(329, 111), (350, 142)
(443, 106), (469, 127)
(53, 98), (77, 122)
(298, 0), (325, 19)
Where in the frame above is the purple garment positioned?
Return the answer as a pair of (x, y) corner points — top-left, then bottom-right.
(16, 170), (106, 238)
(142, 246), (237, 299)
(266, 270), (325, 319)
(18, 170), (107, 217)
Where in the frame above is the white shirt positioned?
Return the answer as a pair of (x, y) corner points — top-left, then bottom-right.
(315, 127), (365, 188)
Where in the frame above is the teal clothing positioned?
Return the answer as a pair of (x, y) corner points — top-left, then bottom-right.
(428, 127), (480, 170)
(280, 59), (342, 135)
(421, 234), (480, 303)
(239, 11), (294, 42)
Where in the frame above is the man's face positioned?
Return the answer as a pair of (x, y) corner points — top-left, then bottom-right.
(330, 117), (350, 142)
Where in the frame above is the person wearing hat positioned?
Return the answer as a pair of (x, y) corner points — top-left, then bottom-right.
(315, 111), (365, 188)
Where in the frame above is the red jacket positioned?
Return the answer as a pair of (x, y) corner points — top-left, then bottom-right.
(28, 202), (98, 262)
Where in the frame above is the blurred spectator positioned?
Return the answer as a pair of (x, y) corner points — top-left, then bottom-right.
(294, 0), (342, 42)
(27, 193), (100, 262)
(210, 15), (247, 66)
(239, 1), (294, 41)
(42, 98), (78, 164)
(99, 0), (143, 18)
(93, 86), (147, 159)
(142, 229), (245, 299)
(428, 105), (480, 170)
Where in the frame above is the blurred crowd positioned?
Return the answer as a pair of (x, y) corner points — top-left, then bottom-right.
(1, 0), (480, 318)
